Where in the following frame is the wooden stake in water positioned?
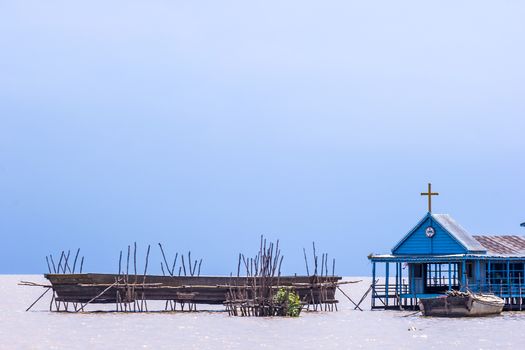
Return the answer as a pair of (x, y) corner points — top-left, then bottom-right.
(72, 248), (80, 273)
(64, 250), (71, 273)
(49, 255), (57, 273)
(303, 248), (310, 276)
(45, 256), (52, 274)
(118, 250), (122, 275)
(25, 288), (51, 312)
(158, 243), (172, 276)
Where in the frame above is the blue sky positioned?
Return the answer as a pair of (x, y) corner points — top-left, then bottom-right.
(1, 1), (524, 275)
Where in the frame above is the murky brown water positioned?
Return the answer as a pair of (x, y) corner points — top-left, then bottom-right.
(1, 275), (523, 349)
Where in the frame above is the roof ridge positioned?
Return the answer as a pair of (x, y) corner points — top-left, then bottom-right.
(431, 213), (486, 252)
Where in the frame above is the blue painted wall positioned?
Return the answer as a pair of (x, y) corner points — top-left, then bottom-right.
(392, 216), (467, 255)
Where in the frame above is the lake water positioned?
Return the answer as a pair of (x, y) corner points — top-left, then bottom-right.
(1, 275), (523, 349)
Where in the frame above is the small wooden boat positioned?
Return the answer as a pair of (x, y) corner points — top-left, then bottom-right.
(419, 290), (504, 317)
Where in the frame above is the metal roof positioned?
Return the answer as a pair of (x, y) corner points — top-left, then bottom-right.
(473, 235), (525, 256)
(431, 214), (487, 252)
(369, 253), (525, 262)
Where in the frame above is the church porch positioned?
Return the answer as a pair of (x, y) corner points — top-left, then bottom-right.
(370, 255), (525, 311)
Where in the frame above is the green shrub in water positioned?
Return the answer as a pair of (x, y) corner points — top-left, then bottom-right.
(274, 288), (302, 317)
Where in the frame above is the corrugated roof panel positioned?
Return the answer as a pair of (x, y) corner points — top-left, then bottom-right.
(473, 235), (525, 255)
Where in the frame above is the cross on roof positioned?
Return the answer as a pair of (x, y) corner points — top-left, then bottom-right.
(421, 183), (439, 213)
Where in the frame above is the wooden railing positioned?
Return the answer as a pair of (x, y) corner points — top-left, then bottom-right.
(372, 282), (525, 297)
(372, 284), (409, 296)
(466, 283), (525, 297)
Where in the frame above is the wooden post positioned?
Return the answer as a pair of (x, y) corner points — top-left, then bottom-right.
(397, 263), (401, 298)
(475, 260), (480, 292)
(397, 262), (404, 310)
(25, 288), (51, 312)
(50, 255), (57, 273)
(394, 262), (399, 305)
(385, 262), (389, 307)
(45, 256), (52, 274)
(320, 253), (325, 278)
(64, 250), (71, 273)
(57, 252), (64, 274)
(182, 255), (187, 276)
(448, 262), (452, 291)
(371, 261), (376, 309)
(303, 248), (310, 276)
(507, 259), (511, 299)
(158, 243), (172, 276)
(133, 242), (137, 279)
(410, 264), (415, 308)
(487, 260), (492, 293)
(72, 248), (80, 273)
(49, 291), (55, 311)
(118, 250), (122, 276)
(519, 273), (522, 311)
(171, 253), (178, 277)
(461, 260), (466, 291)
(452, 262), (459, 284)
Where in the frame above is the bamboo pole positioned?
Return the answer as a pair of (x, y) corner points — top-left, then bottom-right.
(192, 260), (198, 277)
(118, 250), (122, 276)
(72, 248), (80, 273)
(143, 245), (151, 282)
(25, 287), (51, 312)
(64, 250), (71, 273)
(158, 243), (172, 276)
(303, 248), (310, 276)
(321, 253), (325, 277)
(312, 242), (317, 275)
(188, 251), (193, 276)
(49, 255), (57, 274)
(57, 251), (64, 274)
(171, 253), (178, 277)
(49, 291), (55, 311)
(79, 280), (121, 312)
(126, 245), (130, 277)
(45, 256), (52, 274)
(337, 285), (362, 311)
(133, 242), (137, 281)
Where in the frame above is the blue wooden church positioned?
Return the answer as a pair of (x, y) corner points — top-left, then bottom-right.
(369, 184), (525, 310)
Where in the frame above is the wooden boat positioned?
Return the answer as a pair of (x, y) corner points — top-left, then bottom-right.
(418, 290), (504, 317)
(44, 273), (341, 305)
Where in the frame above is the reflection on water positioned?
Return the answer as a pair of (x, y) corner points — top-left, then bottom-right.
(1, 276), (523, 349)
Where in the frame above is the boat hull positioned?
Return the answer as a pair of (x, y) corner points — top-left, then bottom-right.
(419, 293), (504, 317)
(45, 273), (341, 305)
